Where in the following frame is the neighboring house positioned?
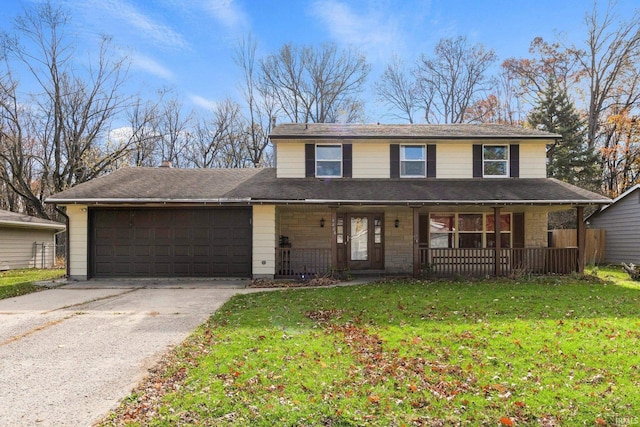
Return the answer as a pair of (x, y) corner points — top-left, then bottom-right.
(0, 210), (65, 270)
(47, 123), (610, 280)
(587, 184), (640, 264)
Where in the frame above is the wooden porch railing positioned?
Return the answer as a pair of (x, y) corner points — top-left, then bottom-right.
(420, 247), (578, 276)
(276, 248), (332, 278)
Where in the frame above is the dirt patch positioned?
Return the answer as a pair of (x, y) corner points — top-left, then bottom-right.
(249, 276), (340, 288)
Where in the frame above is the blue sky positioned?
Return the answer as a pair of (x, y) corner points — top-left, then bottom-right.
(3, 0), (639, 121)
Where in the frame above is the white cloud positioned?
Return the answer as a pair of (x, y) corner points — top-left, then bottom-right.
(108, 126), (134, 144)
(131, 54), (174, 80)
(309, 0), (404, 61)
(189, 94), (218, 111)
(202, 0), (248, 29)
(80, 0), (189, 51)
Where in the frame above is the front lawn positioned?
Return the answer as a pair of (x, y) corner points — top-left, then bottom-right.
(0, 268), (65, 300)
(102, 269), (640, 426)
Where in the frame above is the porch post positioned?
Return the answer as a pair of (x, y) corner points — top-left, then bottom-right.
(413, 207), (420, 277)
(331, 207), (337, 271)
(493, 206), (501, 276)
(576, 206), (585, 273)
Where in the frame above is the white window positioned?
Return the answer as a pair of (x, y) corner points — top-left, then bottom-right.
(429, 213), (512, 248)
(401, 145), (426, 177)
(316, 145), (342, 178)
(483, 145), (509, 177)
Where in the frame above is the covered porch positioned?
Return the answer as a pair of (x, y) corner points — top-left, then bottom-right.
(272, 204), (588, 278)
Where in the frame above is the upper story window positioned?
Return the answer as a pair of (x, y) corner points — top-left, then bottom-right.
(316, 145), (342, 178)
(483, 145), (509, 177)
(400, 145), (426, 177)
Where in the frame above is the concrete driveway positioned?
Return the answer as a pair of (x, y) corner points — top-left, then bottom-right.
(0, 280), (256, 427)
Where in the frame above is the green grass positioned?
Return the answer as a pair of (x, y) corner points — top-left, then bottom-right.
(0, 268), (65, 300)
(103, 267), (640, 426)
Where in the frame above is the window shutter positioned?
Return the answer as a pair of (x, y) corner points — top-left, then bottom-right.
(390, 144), (399, 178)
(510, 144), (520, 178)
(426, 144), (436, 178)
(305, 144), (315, 178)
(473, 144), (483, 178)
(512, 212), (525, 248)
(343, 144), (352, 178)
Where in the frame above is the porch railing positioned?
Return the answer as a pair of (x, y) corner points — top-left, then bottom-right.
(276, 248), (332, 278)
(420, 247), (578, 276)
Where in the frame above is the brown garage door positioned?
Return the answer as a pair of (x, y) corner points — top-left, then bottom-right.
(90, 208), (251, 278)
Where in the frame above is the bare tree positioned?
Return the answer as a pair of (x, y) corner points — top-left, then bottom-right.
(573, 2), (640, 150)
(415, 36), (497, 123)
(0, 2), (132, 218)
(122, 96), (163, 168)
(375, 55), (419, 123)
(153, 97), (193, 168)
(187, 98), (247, 168)
(234, 34), (276, 166)
(259, 43), (370, 123)
(465, 71), (526, 124)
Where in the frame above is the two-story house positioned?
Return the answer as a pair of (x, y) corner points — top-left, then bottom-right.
(47, 123), (610, 280)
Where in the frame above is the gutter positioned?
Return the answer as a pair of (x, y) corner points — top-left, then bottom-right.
(271, 135), (562, 140)
(0, 219), (65, 230)
(254, 198), (611, 205)
(48, 198), (611, 206)
(45, 197), (253, 204)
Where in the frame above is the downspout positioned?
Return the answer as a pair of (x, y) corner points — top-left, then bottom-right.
(54, 205), (70, 278)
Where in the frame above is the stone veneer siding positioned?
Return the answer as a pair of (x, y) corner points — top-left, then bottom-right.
(276, 206), (332, 249)
(383, 207), (414, 274)
(525, 210), (549, 247)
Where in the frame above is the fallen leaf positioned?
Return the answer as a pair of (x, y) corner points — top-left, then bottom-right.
(500, 416), (514, 426)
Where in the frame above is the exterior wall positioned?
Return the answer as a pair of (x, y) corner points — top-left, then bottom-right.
(66, 205), (88, 280)
(252, 205), (277, 278)
(436, 143), (473, 178)
(352, 142), (390, 178)
(525, 210), (549, 247)
(518, 143), (547, 178)
(276, 206), (332, 249)
(275, 139), (549, 179)
(384, 207), (414, 274)
(588, 189), (640, 263)
(0, 227), (58, 270)
(276, 142), (305, 178)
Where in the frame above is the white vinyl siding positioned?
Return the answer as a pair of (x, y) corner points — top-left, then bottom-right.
(67, 205), (88, 280)
(437, 143), (473, 178)
(518, 143), (547, 178)
(352, 142), (389, 178)
(0, 228), (58, 270)
(252, 205), (277, 278)
(276, 142), (305, 178)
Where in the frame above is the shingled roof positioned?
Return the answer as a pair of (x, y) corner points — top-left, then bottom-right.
(47, 167), (262, 203)
(47, 167), (610, 206)
(269, 123), (562, 140)
(0, 209), (65, 230)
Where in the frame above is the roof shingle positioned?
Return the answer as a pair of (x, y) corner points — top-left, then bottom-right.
(48, 167), (609, 205)
(269, 123), (562, 140)
(0, 210), (65, 229)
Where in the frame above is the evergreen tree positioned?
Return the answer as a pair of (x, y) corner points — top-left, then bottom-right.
(528, 77), (600, 190)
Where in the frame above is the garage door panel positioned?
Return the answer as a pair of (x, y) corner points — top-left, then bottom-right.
(90, 208), (251, 278)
